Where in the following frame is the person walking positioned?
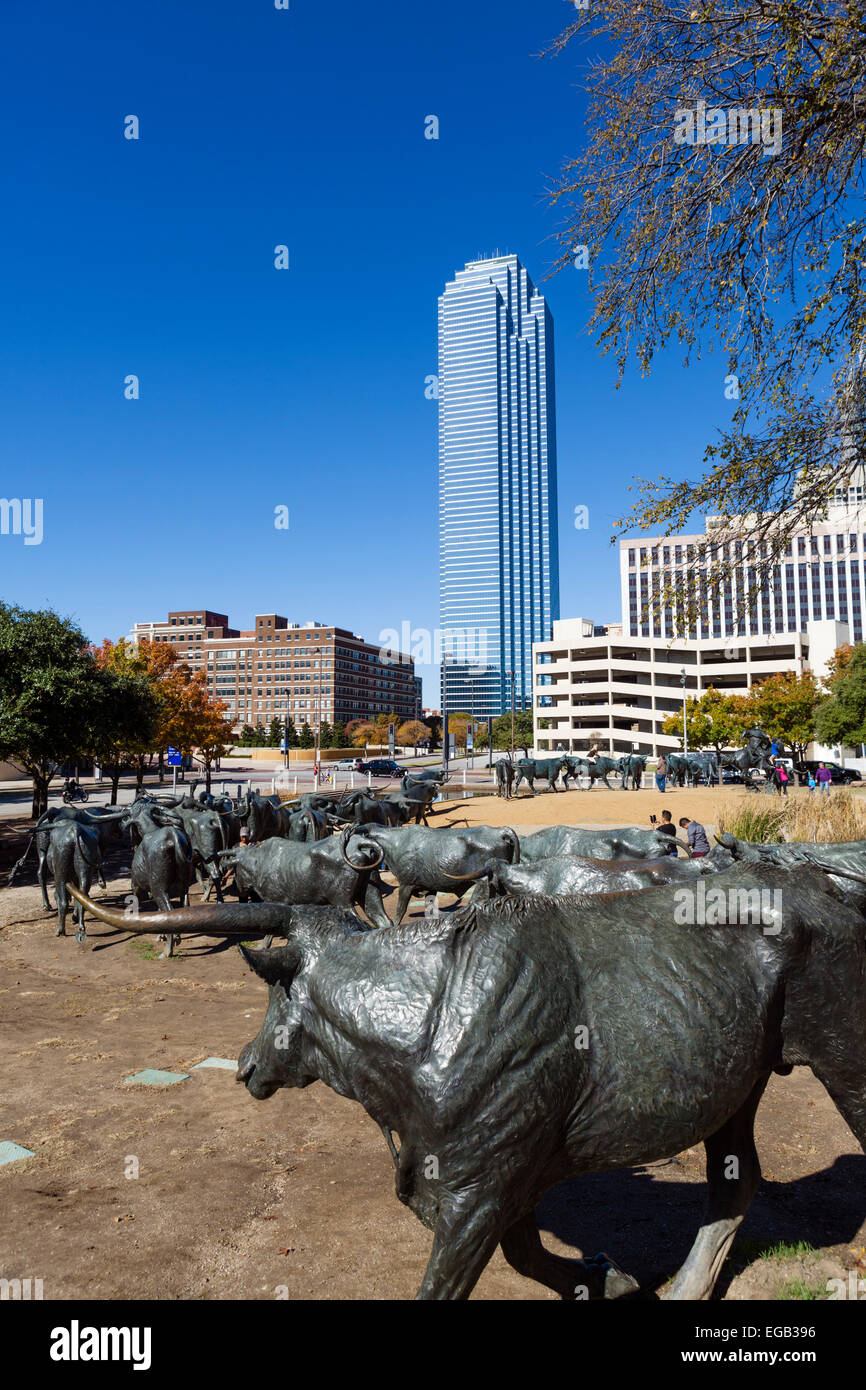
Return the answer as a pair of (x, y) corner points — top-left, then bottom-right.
(776, 762), (789, 797)
(655, 752), (667, 794)
(808, 772), (816, 793)
(816, 763), (832, 796)
(679, 816), (710, 857)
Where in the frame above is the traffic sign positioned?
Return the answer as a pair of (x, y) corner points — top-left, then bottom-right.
(167, 748), (182, 768)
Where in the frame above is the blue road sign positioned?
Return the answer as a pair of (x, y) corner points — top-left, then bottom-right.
(167, 747), (182, 768)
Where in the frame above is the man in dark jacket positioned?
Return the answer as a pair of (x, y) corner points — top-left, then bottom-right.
(652, 808), (678, 856)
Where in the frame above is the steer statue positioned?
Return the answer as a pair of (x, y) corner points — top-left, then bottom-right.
(69, 860), (866, 1300)
(130, 824), (195, 959)
(563, 755), (622, 790)
(341, 823), (520, 924)
(222, 836), (393, 935)
(475, 850), (724, 901)
(494, 758), (514, 799)
(512, 756), (567, 796)
(34, 818), (102, 940)
(618, 755), (647, 790)
(519, 824), (684, 862)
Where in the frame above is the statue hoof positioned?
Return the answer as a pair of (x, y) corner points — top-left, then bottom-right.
(591, 1254), (640, 1299)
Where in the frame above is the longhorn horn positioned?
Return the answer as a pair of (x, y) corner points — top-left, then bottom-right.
(794, 853), (866, 885)
(66, 884), (288, 937)
(79, 807), (130, 823)
(340, 824), (385, 870)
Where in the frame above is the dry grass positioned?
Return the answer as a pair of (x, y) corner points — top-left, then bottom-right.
(716, 800), (788, 843)
(782, 790), (865, 843)
(718, 790), (866, 844)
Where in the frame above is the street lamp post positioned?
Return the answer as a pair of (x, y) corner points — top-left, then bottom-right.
(680, 667), (688, 756)
(507, 669), (515, 760)
(468, 679), (475, 771)
(441, 653), (451, 773)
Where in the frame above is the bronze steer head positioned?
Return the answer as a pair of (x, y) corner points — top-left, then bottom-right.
(236, 941), (316, 1099)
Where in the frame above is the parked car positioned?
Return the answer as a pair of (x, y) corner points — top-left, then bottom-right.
(358, 759), (405, 778)
(793, 760), (863, 786)
(334, 758), (364, 771)
(721, 767), (746, 785)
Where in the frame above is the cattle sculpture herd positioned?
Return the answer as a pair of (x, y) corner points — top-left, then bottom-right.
(8, 752), (866, 1302)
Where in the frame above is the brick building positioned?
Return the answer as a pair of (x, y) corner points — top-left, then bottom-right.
(129, 609), (417, 734)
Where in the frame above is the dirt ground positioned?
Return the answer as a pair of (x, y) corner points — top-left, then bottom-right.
(1, 806), (865, 1302)
(440, 784), (745, 831)
(435, 781), (859, 831)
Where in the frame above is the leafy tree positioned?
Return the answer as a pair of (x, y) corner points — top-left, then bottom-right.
(89, 664), (159, 804)
(511, 711), (535, 757)
(446, 711), (471, 755)
(815, 643), (866, 749)
(747, 671), (821, 759)
(423, 715), (441, 751)
(474, 715), (511, 755)
(298, 722), (314, 750)
(319, 720), (333, 749)
(662, 687), (750, 780)
(350, 721), (373, 749)
(547, 1), (866, 624)
(0, 604), (102, 817)
(154, 664), (234, 788)
(237, 724), (257, 746)
(90, 640), (167, 801)
(268, 717), (283, 747)
(464, 710), (535, 756)
(397, 719), (427, 750)
(191, 697), (235, 792)
(349, 712), (398, 751)
(822, 643), (854, 689)
(331, 721), (348, 749)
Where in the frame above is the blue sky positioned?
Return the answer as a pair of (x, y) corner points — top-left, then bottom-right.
(1, 0), (737, 702)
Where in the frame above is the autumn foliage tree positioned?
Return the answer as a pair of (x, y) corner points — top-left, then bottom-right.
(396, 720), (428, 751)
(155, 661), (234, 792)
(350, 713), (399, 750)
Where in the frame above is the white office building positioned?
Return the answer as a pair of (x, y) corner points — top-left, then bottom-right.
(534, 489), (866, 760)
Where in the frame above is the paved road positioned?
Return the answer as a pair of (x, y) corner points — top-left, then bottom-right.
(0, 758), (496, 821)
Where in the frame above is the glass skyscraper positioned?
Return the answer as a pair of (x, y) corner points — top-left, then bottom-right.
(438, 253), (560, 720)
